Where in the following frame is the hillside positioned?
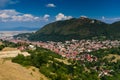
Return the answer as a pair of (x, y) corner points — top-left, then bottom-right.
(109, 21), (120, 39)
(12, 46), (120, 80)
(14, 17), (120, 42)
(0, 59), (48, 80)
(28, 17), (109, 41)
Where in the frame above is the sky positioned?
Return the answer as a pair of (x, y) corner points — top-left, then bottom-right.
(0, 0), (120, 30)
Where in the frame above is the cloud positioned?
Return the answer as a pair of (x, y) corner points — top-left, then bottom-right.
(55, 13), (72, 21)
(80, 15), (88, 18)
(0, 9), (40, 22)
(102, 16), (105, 20)
(101, 16), (120, 23)
(0, 0), (18, 8)
(43, 14), (50, 21)
(46, 3), (56, 8)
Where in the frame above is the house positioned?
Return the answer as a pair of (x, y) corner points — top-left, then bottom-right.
(28, 45), (36, 50)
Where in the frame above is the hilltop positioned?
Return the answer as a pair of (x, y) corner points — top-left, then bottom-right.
(24, 17), (119, 42)
(28, 17), (108, 41)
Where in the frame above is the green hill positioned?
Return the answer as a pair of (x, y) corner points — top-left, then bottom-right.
(108, 21), (120, 39)
(17, 17), (120, 41)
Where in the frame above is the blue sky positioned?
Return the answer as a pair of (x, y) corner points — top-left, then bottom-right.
(0, 0), (120, 30)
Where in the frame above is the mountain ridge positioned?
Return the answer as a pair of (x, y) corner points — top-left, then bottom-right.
(16, 17), (120, 41)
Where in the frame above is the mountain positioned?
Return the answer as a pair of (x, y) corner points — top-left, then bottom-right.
(28, 17), (107, 41)
(0, 27), (39, 31)
(109, 21), (120, 38)
(20, 17), (120, 41)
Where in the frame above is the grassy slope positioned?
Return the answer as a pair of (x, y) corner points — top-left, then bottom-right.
(0, 59), (48, 80)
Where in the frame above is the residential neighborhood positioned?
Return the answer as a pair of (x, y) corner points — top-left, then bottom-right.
(8, 39), (120, 60)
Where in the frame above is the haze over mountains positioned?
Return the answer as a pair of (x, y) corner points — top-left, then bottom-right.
(25, 17), (120, 42)
(0, 27), (39, 31)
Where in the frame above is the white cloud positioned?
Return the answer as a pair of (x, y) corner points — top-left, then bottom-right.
(0, 9), (40, 22)
(46, 3), (56, 8)
(0, 0), (18, 8)
(80, 15), (88, 18)
(102, 16), (105, 20)
(11, 14), (40, 22)
(43, 14), (50, 21)
(101, 16), (120, 23)
(55, 13), (72, 21)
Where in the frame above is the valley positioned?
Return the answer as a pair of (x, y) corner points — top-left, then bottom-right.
(1, 0), (120, 80)
(0, 31), (34, 40)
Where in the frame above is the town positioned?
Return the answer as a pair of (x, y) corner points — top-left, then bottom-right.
(9, 39), (120, 61)
(1, 32), (120, 79)
(4, 39), (119, 78)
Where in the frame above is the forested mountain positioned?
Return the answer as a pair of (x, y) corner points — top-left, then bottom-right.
(17, 17), (120, 41)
